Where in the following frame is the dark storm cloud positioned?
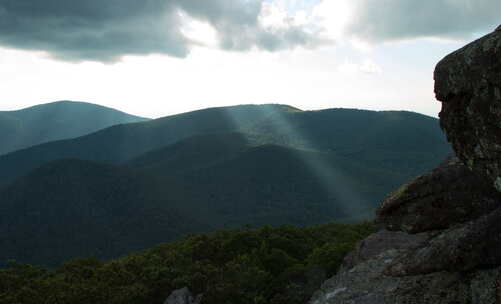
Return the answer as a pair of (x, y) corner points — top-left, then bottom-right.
(346, 0), (501, 42)
(0, 0), (325, 62)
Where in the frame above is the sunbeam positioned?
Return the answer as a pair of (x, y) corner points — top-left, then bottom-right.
(222, 104), (373, 222)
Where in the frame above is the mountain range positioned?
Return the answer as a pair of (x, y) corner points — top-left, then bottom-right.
(0, 102), (451, 266)
(0, 100), (149, 156)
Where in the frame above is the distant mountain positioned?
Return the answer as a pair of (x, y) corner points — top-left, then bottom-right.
(245, 109), (449, 177)
(0, 105), (452, 266)
(165, 143), (409, 226)
(0, 104), (294, 186)
(0, 100), (149, 156)
(0, 105), (447, 187)
(0, 137), (410, 267)
(126, 132), (252, 174)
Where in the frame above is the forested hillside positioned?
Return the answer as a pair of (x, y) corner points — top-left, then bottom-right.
(0, 104), (451, 266)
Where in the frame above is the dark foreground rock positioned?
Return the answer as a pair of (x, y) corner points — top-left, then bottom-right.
(385, 205), (501, 277)
(309, 213), (501, 303)
(378, 156), (500, 233)
(435, 25), (501, 192)
(309, 245), (500, 304)
(310, 25), (501, 304)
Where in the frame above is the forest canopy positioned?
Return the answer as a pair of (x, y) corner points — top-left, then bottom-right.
(0, 221), (375, 304)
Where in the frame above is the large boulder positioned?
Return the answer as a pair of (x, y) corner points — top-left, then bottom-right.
(378, 156), (500, 233)
(435, 25), (501, 192)
(385, 205), (501, 277)
(164, 287), (202, 304)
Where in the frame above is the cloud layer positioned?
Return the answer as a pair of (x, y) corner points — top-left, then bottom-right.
(346, 0), (501, 42)
(2, 0), (499, 62)
(0, 0), (325, 62)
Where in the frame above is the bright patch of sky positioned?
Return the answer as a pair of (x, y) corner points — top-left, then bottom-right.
(0, 0), (497, 118)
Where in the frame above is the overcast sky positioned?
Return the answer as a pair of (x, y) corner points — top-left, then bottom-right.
(1, 0), (499, 118)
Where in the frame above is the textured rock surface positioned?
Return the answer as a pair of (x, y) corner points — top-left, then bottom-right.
(378, 156), (500, 233)
(310, 25), (501, 304)
(309, 229), (497, 304)
(341, 230), (430, 271)
(386, 206), (501, 277)
(435, 26), (501, 192)
(164, 287), (202, 304)
(309, 214), (501, 303)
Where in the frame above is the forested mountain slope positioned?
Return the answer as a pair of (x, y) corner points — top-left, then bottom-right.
(0, 105), (449, 187)
(0, 105), (451, 266)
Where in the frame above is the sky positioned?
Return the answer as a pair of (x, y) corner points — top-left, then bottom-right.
(0, 0), (499, 118)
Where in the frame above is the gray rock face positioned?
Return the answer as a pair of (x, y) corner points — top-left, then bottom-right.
(385, 206), (501, 277)
(309, 229), (501, 304)
(340, 230), (430, 271)
(309, 229), (497, 304)
(309, 25), (501, 304)
(434, 25), (501, 192)
(164, 287), (202, 304)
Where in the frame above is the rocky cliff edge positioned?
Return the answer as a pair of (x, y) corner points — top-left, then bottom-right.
(309, 25), (501, 304)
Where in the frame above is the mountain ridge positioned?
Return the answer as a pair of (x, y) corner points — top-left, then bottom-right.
(0, 100), (149, 156)
(0, 105), (450, 187)
(0, 104), (452, 266)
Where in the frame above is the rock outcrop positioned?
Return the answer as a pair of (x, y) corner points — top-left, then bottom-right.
(164, 287), (202, 304)
(309, 229), (500, 304)
(378, 156), (500, 234)
(435, 25), (501, 192)
(309, 164), (501, 303)
(309, 25), (501, 304)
